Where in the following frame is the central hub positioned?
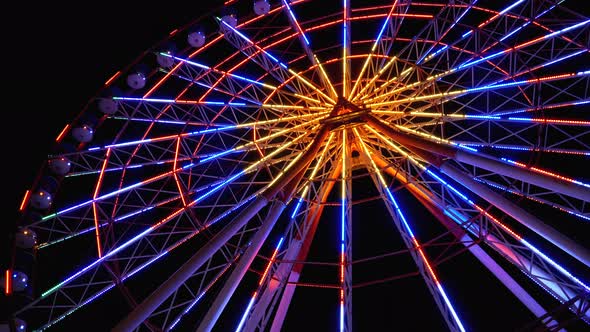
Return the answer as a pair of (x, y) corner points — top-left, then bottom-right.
(321, 97), (369, 127)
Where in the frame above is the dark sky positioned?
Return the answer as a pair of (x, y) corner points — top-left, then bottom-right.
(3, 0), (221, 324)
(7, 2), (203, 212)
(5, 2), (212, 264)
(4, 1), (590, 331)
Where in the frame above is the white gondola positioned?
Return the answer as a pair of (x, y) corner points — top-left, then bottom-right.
(72, 125), (94, 143)
(29, 190), (52, 210)
(15, 227), (37, 249)
(126, 72), (146, 89)
(187, 30), (206, 48)
(220, 15), (238, 34)
(48, 157), (71, 175)
(98, 97), (118, 115)
(254, 0), (270, 15)
(157, 51), (175, 68)
(1, 271), (28, 292)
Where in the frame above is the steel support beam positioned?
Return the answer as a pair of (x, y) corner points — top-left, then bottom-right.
(114, 126), (332, 331)
(112, 196), (269, 332)
(365, 115), (590, 267)
(440, 164), (590, 267)
(455, 150), (590, 203)
(364, 114), (590, 202)
(268, 165), (341, 332)
(197, 200), (286, 332)
(373, 153), (564, 330)
(358, 136), (465, 332)
(245, 211), (311, 331)
(372, 150), (585, 327)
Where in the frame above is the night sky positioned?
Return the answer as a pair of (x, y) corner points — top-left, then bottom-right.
(5, 2), (204, 263)
(7, 2), (200, 214)
(4, 0), (212, 324)
(4, 1), (590, 331)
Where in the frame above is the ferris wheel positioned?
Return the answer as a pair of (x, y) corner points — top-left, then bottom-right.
(4, 0), (590, 331)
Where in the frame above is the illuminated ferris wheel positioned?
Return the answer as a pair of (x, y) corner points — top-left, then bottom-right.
(5, 0), (590, 331)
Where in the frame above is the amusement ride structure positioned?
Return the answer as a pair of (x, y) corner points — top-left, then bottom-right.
(3, 0), (590, 330)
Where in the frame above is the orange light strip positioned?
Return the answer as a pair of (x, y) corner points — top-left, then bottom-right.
(104, 71), (121, 86)
(342, 0), (350, 98)
(305, 14), (431, 34)
(340, 252), (345, 284)
(473, 205), (522, 240)
(356, 65), (411, 101)
(504, 159), (588, 188)
(353, 13), (432, 20)
(258, 238), (283, 286)
(92, 148), (111, 258)
(272, 52), (390, 106)
(55, 124), (70, 142)
(413, 239), (440, 284)
(4, 269), (12, 295)
(368, 89), (465, 107)
(478, 0), (524, 29)
(145, 61), (185, 98)
(19, 190), (31, 211)
(173, 137), (188, 206)
(352, 54), (395, 101)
